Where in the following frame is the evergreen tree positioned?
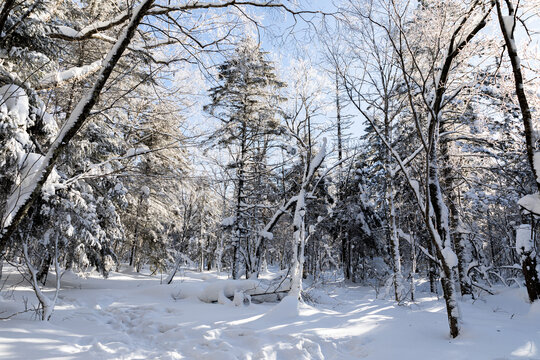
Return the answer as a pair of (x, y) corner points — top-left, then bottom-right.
(205, 37), (285, 279)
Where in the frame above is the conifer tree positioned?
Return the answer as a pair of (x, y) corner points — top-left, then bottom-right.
(205, 37), (285, 279)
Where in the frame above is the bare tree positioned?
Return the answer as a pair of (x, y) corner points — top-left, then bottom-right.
(335, 0), (493, 337)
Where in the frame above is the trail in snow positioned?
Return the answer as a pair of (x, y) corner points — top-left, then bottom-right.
(0, 266), (539, 359)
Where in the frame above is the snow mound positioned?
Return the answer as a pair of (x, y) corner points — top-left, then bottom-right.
(518, 193), (540, 215)
(262, 295), (300, 320)
(528, 300), (540, 319)
(441, 247), (458, 268)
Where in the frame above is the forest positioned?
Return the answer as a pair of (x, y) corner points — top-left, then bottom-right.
(0, 0), (540, 359)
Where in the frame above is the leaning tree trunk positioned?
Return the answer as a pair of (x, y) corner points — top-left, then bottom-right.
(496, 0), (540, 302)
(421, 3), (493, 337)
(0, 0), (155, 254)
(495, 0), (540, 192)
(427, 142), (461, 339)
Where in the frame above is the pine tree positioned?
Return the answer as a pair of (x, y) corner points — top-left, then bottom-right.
(205, 37), (285, 279)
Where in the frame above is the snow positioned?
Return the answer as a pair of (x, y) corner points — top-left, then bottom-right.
(40, 60), (103, 89)
(126, 146), (149, 157)
(141, 186), (150, 196)
(502, 16), (515, 35)
(34, 98), (58, 135)
(441, 246), (458, 268)
(3, 150), (60, 226)
(1, 266), (540, 359)
(410, 179), (420, 197)
(501, 15), (520, 65)
(516, 224), (534, 255)
(307, 138), (327, 179)
(4, 152), (40, 226)
(259, 230), (273, 240)
(456, 221), (471, 234)
(534, 152), (540, 183)
(222, 216), (236, 226)
(53, 25), (79, 38)
(0, 85), (29, 126)
(518, 193), (540, 215)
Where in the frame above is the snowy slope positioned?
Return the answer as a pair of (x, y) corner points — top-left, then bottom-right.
(0, 266), (539, 359)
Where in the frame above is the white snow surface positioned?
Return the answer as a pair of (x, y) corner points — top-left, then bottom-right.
(126, 146), (149, 157)
(222, 216), (236, 226)
(40, 60), (103, 88)
(259, 230), (274, 240)
(307, 138), (326, 179)
(0, 84), (29, 125)
(1, 265), (540, 359)
(502, 15), (515, 36)
(534, 152), (540, 183)
(441, 246), (459, 268)
(516, 224), (534, 254)
(518, 193), (540, 215)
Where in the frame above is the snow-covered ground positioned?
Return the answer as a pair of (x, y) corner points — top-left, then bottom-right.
(0, 266), (539, 360)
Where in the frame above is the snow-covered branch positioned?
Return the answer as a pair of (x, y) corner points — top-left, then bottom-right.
(37, 60), (103, 90)
(0, 0), (155, 251)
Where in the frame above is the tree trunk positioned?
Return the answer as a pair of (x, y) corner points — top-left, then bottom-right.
(516, 224), (540, 302)
(383, 92), (402, 302)
(0, 0), (155, 254)
(440, 126), (472, 296)
(232, 123), (248, 280)
(290, 189), (306, 299)
(521, 252), (540, 303)
(427, 133), (461, 338)
(387, 176), (402, 302)
(496, 0), (540, 302)
(495, 0), (540, 192)
(342, 236), (350, 280)
(36, 253), (51, 285)
(427, 238), (438, 294)
(289, 139), (327, 299)
(409, 233), (416, 302)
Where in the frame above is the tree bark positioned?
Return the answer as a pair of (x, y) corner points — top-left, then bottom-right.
(495, 0), (540, 192)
